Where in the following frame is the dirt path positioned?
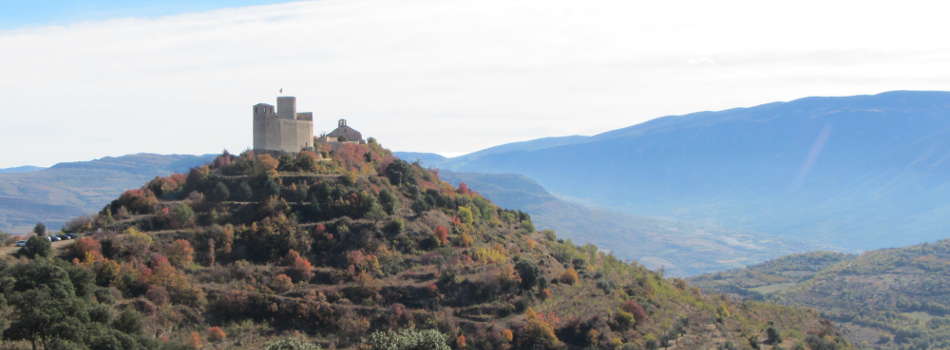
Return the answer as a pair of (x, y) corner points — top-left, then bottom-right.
(0, 239), (75, 257)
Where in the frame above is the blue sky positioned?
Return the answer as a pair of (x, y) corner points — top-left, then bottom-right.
(2, 0), (950, 168)
(1, 0), (291, 29)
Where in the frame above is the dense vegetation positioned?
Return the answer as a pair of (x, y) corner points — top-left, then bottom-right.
(0, 140), (850, 349)
(690, 242), (950, 349)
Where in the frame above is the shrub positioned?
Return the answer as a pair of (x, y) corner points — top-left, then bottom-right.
(20, 235), (51, 259)
(272, 274), (294, 293)
(365, 329), (451, 350)
(560, 267), (579, 285)
(207, 326), (227, 343)
(265, 337), (323, 350)
(72, 237), (102, 259)
(165, 239), (195, 268)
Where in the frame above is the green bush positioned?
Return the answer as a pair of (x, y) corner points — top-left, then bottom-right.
(365, 329), (451, 350)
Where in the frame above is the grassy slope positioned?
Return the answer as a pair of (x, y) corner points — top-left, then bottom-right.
(690, 241), (950, 349)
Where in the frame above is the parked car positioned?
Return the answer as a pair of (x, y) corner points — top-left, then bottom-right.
(15, 240), (26, 247)
(65, 234), (77, 239)
(49, 235), (60, 242)
(57, 234), (69, 240)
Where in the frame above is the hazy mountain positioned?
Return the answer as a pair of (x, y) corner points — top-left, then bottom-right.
(392, 152), (447, 166)
(0, 165), (46, 174)
(0, 153), (215, 233)
(437, 91), (950, 250)
(690, 240), (950, 349)
(437, 170), (814, 276)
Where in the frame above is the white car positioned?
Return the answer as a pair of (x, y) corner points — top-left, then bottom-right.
(15, 240), (27, 247)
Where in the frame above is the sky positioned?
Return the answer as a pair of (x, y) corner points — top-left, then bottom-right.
(2, 0), (950, 167)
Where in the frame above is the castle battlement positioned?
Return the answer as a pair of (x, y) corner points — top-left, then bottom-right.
(253, 96), (314, 153)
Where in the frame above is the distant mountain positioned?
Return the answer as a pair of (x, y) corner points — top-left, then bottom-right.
(437, 170), (815, 276)
(0, 165), (45, 174)
(690, 240), (950, 349)
(438, 91), (950, 250)
(0, 153), (215, 232)
(392, 152), (446, 166)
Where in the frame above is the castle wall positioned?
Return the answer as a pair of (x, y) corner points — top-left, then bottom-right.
(277, 96), (296, 119)
(253, 98), (314, 153)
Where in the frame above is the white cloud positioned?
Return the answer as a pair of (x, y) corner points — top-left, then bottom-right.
(2, 0), (950, 167)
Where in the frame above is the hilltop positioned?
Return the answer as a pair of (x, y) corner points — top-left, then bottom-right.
(428, 91), (950, 251)
(0, 140), (851, 349)
(690, 240), (950, 349)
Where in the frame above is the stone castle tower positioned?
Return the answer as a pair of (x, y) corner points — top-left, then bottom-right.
(253, 96), (314, 153)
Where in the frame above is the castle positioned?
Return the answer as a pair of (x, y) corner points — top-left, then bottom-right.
(253, 96), (314, 153)
(253, 96), (364, 153)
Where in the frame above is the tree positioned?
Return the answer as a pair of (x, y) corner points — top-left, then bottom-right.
(169, 203), (196, 228)
(165, 239), (195, 268)
(33, 222), (47, 236)
(20, 235), (51, 259)
(210, 182), (230, 202)
(515, 261), (540, 291)
(434, 226), (450, 246)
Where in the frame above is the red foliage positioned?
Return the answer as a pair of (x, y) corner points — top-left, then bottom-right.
(285, 249), (314, 282)
(457, 183), (471, 195)
(332, 143), (371, 171)
(435, 225), (450, 246)
(117, 189), (159, 214)
(72, 237), (102, 258)
(621, 300), (648, 324)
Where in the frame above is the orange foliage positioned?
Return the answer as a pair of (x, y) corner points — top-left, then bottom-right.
(285, 249), (314, 282)
(501, 328), (514, 342)
(165, 239), (195, 268)
(207, 326), (226, 343)
(560, 267), (579, 285)
(435, 225), (450, 246)
(456, 334), (467, 349)
(256, 154), (279, 172)
(189, 331), (202, 349)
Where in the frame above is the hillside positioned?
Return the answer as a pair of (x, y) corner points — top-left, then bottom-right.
(0, 153), (215, 233)
(433, 91), (950, 251)
(0, 141), (852, 349)
(690, 241), (950, 349)
(435, 170), (812, 276)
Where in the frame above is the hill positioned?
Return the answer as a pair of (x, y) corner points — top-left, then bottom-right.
(0, 141), (852, 349)
(0, 165), (45, 174)
(0, 153), (215, 233)
(690, 241), (950, 349)
(0, 151), (808, 276)
(436, 170), (812, 276)
(435, 91), (950, 250)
